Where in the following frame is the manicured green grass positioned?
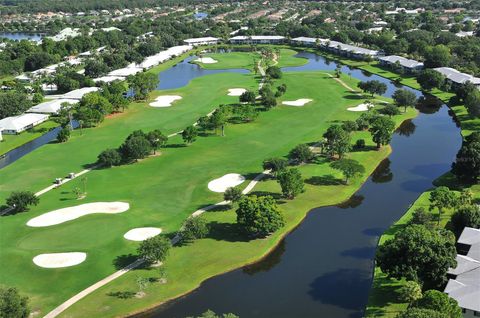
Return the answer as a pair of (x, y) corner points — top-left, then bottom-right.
(56, 73), (416, 318)
(0, 73), (258, 202)
(192, 48), (308, 70)
(0, 121), (59, 155)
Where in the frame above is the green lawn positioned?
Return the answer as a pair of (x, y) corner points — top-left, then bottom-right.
(54, 73), (416, 318)
(192, 48), (308, 70)
(0, 121), (59, 155)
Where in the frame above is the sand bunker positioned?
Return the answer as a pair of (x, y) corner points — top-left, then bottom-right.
(282, 99), (313, 107)
(195, 57), (218, 64)
(208, 173), (246, 193)
(27, 202), (130, 227)
(347, 103), (374, 112)
(124, 227), (162, 241)
(33, 252), (86, 268)
(149, 95), (182, 107)
(228, 88), (247, 96)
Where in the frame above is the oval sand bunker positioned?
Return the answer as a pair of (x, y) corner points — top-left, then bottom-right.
(228, 88), (247, 96)
(347, 103), (374, 112)
(124, 227), (162, 241)
(195, 57), (218, 64)
(282, 99), (312, 106)
(208, 173), (246, 193)
(149, 95), (182, 107)
(33, 252), (86, 268)
(27, 202), (130, 227)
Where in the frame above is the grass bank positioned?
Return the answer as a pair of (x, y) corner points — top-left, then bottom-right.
(0, 120), (59, 156)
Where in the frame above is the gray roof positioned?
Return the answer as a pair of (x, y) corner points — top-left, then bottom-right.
(434, 67), (480, 85)
(379, 55), (423, 69)
(230, 35), (285, 41)
(444, 227), (480, 312)
(326, 41), (378, 56)
(459, 227), (480, 245)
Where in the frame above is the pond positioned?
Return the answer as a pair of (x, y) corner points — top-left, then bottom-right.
(133, 52), (462, 318)
(0, 32), (44, 42)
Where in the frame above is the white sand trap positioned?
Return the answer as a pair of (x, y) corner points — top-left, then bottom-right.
(282, 99), (313, 107)
(228, 88), (247, 96)
(124, 227), (162, 241)
(195, 57), (218, 64)
(149, 95), (182, 107)
(208, 173), (246, 193)
(347, 103), (374, 112)
(27, 202), (130, 227)
(33, 252), (86, 268)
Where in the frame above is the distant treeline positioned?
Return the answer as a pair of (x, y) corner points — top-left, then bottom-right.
(0, 0), (238, 14)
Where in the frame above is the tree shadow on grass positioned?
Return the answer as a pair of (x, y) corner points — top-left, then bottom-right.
(164, 143), (186, 149)
(113, 254), (142, 270)
(207, 221), (251, 242)
(305, 175), (343, 186)
(344, 94), (364, 100)
(248, 191), (283, 200)
(107, 291), (136, 299)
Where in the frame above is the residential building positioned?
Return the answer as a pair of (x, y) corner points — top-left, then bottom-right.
(183, 37), (220, 46)
(444, 227), (480, 318)
(26, 99), (78, 114)
(0, 113), (49, 134)
(290, 37), (327, 46)
(434, 67), (480, 89)
(229, 35), (285, 45)
(324, 41), (379, 59)
(379, 55), (424, 73)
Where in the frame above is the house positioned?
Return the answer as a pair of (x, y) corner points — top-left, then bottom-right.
(379, 55), (424, 73)
(434, 67), (480, 89)
(229, 35), (285, 45)
(0, 113), (49, 134)
(59, 87), (100, 100)
(183, 37), (220, 46)
(324, 41), (379, 59)
(290, 37), (327, 46)
(444, 227), (480, 318)
(26, 99), (78, 114)
(108, 64), (143, 77)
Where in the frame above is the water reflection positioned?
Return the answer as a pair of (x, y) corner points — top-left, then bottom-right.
(243, 240), (286, 275)
(371, 159), (394, 183)
(396, 119), (416, 137)
(337, 194), (365, 209)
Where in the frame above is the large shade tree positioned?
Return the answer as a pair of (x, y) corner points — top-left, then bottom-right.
(376, 224), (457, 289)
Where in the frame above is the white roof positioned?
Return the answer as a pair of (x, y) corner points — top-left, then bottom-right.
(101, 27), (121, 32)
(327, 41), (378, 56)
(0, 113), (49, 131)
(230, 35), (285, 40)
(291, 37), (327, 44)
(435, 67), (480, 85)
(183, 37), (219, 44)
(27, 99), (77, 114)
(108, 65), (143, 77)
(379, 55), (424, 68)
(60, 87), (100, 100)
(93, 76), (125, 83)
